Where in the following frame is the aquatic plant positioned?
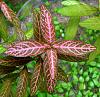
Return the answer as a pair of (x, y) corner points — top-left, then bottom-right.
(0, 0), (97, 97)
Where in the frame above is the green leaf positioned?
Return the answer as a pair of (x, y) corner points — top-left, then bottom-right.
(89, 61), (97, 66)
(69, 90), (75, 96)
(0, 45), (6, 54)
(62, 0), (80, 6)
(73, 75), (78, 84)
(79, 76), (84, 83)
(77, 91), (82, 97)
(85, 76), (89, 82)
(56, 3), (98, 16)
(6, 33), (17, 43)
(57, 88), (64, 93)
(64, 17), (80, 40)
(47, 93), (53, 97)
(88, 36), (100, 62)
(93, 79), (99, 86)
(0, 14), (9, 41)
(89, 81), (94, 88)
(79, 17), (100, 30)
(37, 92), (46, 97)
(93, 94), (97, 97)
(19, 2), (33, 20)
(79, 83), (86, 90)
(25, 28), (33, 39)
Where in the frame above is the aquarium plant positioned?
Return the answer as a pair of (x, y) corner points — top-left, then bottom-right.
(0, 0), (99, 97)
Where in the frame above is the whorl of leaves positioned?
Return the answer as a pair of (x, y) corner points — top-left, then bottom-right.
(16, 67), (28, 97)
(0, 2), (96, 94)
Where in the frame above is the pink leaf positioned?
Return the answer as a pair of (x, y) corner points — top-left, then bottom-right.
(5, 41), (49, 57)
(43, 49), (57, 92)
(40, 5), (56, 44)
(53, 40), (96, 57)
(0, 1), (25, 40)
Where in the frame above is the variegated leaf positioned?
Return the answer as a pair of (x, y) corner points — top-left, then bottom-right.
(38, 70), (46, 92)
(33, 8), (42, 42)
(0, 1), (25, 40)
(57, 66), (69, 82)
(0, 65), (16, 75)
(0, 1), (14, 22)
(30, 61), (42, 96)
(0, 79), (12, 97)
(53, 40), (96, 57)
(43, 49), (57, 93)
(0, 73), (19, 81)
(40, 5), (56, 44)
(5, 41), (49, 57)
(0, 57), (32, 67)
(16, 67), (28, 97)
(58, 53), (88, 62)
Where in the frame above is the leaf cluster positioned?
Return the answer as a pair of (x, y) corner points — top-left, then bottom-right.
(0, 0), (99, 97)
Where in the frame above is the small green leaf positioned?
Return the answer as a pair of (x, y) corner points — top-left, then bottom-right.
(64, 17), (80, 40)
(89, 61), (96, 66)
(57, 88), (64, 93)
(88, 36), (100, 62)
(53, 94), (59, 97)
(83, 71), (88, 77)
(79, 83), (86, 90)
(85, 76), (89, 82)
(56, 2), (98, 16)
(97, 63), (100, 68)
(62, 0), (80, 6)
(65, 92), (69, 97)
(77, 91), (82, 97)
(89, 81), (94, 88)
(0, 45), (6, 54)
(69, 90), (75, 96)
(93, 79), (99, 86)
(93, 94), (97, 97)
(61, 82), (68, 89)
(79, 76), (84, 83)
(25, 28), (33, 39)
(79, 17), (100, 30)
(47, 93), (53, 97)
(37, 92), (46, 97)
(73, 75), (78, 84)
